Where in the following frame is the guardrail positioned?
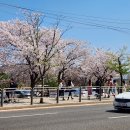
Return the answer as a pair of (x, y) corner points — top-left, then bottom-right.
(0, 86), (124, 107)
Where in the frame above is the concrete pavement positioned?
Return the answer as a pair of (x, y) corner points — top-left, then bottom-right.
(0, 96), (114, 111)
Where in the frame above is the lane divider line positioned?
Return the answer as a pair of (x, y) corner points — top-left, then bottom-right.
(108, 115), (130, 119)
(0, 112), (58, 119)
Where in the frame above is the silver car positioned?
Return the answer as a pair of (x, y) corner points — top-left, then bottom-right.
(113, 92), (130, 110)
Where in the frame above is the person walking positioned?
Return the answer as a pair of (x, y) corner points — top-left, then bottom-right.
(122, 80), (127, 92)
(87, 79), (92, 100)
(107, 75), (113, 98)
(95, 78), (100, 99)
(6, 78), (17, 102)
(112, 80), (117, 97)
(58, 79), (65, 100)
(9, 78), (17, 102)
(67, 79), (74, 100)
(103, 81), (109, 98)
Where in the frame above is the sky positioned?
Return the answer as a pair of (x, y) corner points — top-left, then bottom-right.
(0, 0), (130, 52)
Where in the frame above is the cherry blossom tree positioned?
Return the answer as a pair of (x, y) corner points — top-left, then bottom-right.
(0, 12), (72, 103)
(108, 47), (130, 92)
(53, 40), (89, 82)
(82, 49), (114, 82)
(81, 48), (115, 100)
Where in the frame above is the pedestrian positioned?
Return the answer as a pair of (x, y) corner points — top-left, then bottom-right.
(103, 81), (108, 98)
(5, 88), (10, 102)
(87, 79), (92, 100)
(67, 79), (74, 100)
(116, 81), (120, 94)
(112, 80), (117, 97)
(122, 80), (127, 92)
(58, 79), (65, 100)
(6, 78), (17, 102)
(107, 75), (113, 98)
(95, 78), (100, 99)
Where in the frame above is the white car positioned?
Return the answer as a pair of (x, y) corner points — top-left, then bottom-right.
(81, 88), (97, 98)
(113, 92), (130, 110)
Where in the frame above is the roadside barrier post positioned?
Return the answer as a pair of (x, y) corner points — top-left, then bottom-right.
(56, 88), (59, 104)
(79, 87), (81, 102)
(0, 89), (4, 107)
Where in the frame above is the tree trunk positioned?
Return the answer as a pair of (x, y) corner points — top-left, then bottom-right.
(30, 79), (35, 105)
(99, 79), (102, 101)
(40, 77), (44, 103)
(58, 71), (62, 82)
(120, 73), (123, 93)
(30, 72), (38, 105)
(62, 71), (65, 80)
(118, 57), (123, 93)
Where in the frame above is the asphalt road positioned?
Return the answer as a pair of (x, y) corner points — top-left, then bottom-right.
(0, 104), (130, 130)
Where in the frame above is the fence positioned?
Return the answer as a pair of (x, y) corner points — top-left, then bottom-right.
(0, 86), (124, 107)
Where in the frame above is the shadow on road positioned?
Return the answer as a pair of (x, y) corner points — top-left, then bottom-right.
(106, 109), (130, 114)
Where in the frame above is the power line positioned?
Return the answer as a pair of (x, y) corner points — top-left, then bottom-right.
(1, 2), (129, 25)
(0, 2), (130, 34)
(42, 9), (130, 25)
(46, 15), (130, 34)
(0, 2), (37, 13)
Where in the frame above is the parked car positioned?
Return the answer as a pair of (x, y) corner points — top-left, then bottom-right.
(83, 88), (98, 97)
(71, 87), (98, 98)
(14, 90), (31, 98)
(72, 88), (80, 97)
(113, 92), (130, 110)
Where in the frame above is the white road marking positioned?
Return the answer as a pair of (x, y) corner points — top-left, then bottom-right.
(0, 112), (58, 119)
(108, 115), (130, 119)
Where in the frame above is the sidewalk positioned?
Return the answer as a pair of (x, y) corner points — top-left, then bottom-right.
(0, 96), (114, 111)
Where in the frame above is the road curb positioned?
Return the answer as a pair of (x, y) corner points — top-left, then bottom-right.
(0, 100), (113, 111)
